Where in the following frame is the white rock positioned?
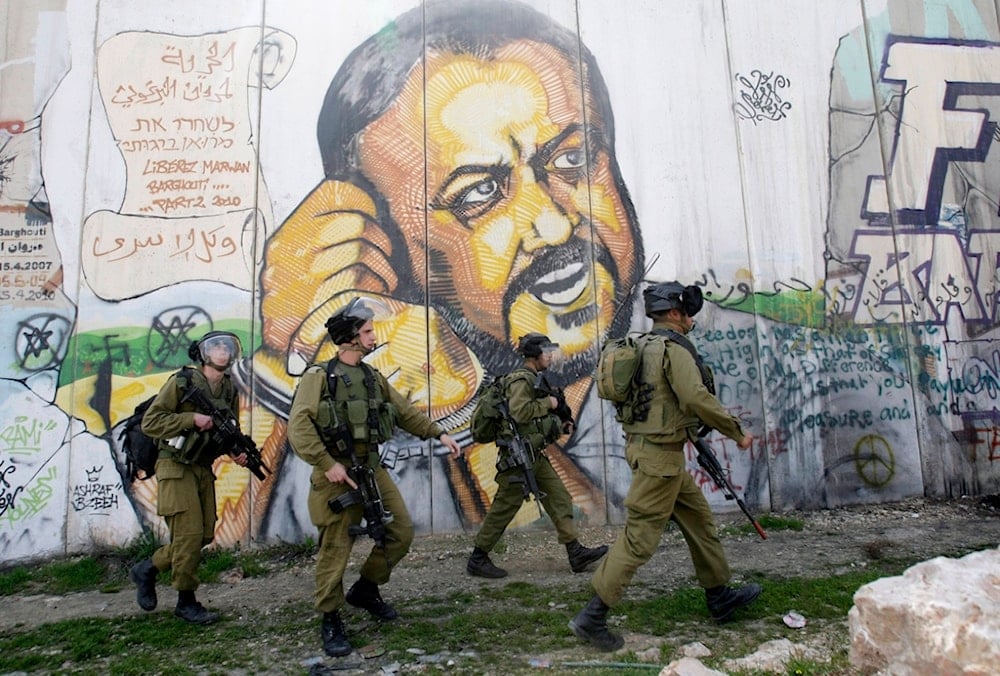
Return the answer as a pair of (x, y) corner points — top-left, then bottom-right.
(657, 656), (728, 676)
(849, 546), (1000, 674)
(723, 638), (822, 673)
(677, 641), (712, 658)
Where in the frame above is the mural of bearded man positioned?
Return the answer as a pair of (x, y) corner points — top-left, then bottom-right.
(241, 0), (644, 538)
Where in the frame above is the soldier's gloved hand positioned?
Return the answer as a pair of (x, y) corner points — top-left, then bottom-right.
(553, 390), (573, 423)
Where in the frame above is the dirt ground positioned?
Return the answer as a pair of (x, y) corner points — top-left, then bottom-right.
(4, 495), (999, 673)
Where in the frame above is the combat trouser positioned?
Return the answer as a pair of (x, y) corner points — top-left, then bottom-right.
(151, 459), (217, 591)
(310, 464), (413, 613)
(474, 451), (577, 552)
(591, 439), (730, 606)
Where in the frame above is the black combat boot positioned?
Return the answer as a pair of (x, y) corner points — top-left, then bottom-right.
(466, 546), (508, 578)
(569, 594), (624, 652)
(321, 610), (352, 657)
(129, 559), (158, 611)
(174, 590), (219, 625)
(566, 540), (609, 573)
(705, 583), (762, 622)
(346, 576), (398, 620)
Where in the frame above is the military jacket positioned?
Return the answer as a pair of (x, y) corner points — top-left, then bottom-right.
(503, 367), (562, 451)
(141, 367), (237, 465)
(287, 358), (446, 474)
(624, 319), (744, 444)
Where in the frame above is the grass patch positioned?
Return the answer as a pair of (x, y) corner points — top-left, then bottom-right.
(721, 513), (805, 538)
(0, 536), (317, 598)
(1, 538), (989, 674)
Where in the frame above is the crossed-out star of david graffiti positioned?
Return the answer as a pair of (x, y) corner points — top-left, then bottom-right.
(16, 314), (71, 371)
(147, 306), (212, 368)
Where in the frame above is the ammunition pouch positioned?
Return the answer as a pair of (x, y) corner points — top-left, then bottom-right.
(317, 422), (353, 459)
(171, 430), (216, 465)
(328, 488), (363, 514)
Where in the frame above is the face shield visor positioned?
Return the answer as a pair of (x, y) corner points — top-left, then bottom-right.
(197, 331), (242, 369)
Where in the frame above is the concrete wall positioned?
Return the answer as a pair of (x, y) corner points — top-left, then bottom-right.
(2, 0), (998, 563)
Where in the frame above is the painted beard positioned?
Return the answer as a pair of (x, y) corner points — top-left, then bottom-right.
(431, 235), (639, 387)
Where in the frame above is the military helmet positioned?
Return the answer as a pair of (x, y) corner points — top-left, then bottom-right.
(643, 281), (704, 318)
(517, 332), (560, 358)
(325, 297), (378, 345)
(188, 331), (242, 368)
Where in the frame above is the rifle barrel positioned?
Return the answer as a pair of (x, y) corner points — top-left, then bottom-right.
(693, 437), (767, 540)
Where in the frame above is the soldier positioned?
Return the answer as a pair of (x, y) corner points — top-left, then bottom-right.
(570, 282), (761, 651)
(466, 333), (608, 578)
(130, 331), (249, 625)
(286, 297), (462, 658)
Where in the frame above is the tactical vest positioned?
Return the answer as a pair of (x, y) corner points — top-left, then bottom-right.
(620, 329), (715, 436)
(314, 358), (398, 455)
(165, 369), (236, 465)
(501, 368), (562, 451)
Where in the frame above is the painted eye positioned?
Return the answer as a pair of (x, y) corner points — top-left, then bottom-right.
(552, 148), (586, 170)
(457, 178), (501, 206)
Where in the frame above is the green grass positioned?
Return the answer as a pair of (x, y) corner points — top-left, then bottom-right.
(0, 533), (316, 598)
(720, 513), (805, 538)
(0, 540), (990, 675)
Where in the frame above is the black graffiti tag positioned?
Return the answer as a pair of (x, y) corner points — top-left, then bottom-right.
(734, 69), (792, 124)
(0, 460), (24, 518)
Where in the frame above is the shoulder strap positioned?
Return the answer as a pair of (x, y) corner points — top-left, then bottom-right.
(175, 366), (194, 391)
(652, 328), (697, 361)
(325, 358), (385, 400)
(652, 328), (715, 395)
(325, 358), (341, 399)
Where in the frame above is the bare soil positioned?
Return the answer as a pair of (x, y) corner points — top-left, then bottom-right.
(3, 495), (998, 674)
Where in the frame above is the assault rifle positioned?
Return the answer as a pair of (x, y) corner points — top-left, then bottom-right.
(534, 373), (574, 428)
(180, 386), (270, 481)
(323, 423), (394, 549)
(496, 399), (546, 514)
(691, 428), (767, 540)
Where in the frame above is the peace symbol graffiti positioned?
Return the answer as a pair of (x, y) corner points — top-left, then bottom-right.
(852, 434), (895, 487)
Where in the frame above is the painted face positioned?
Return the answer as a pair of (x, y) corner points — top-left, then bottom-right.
(359, 39), (638, 379)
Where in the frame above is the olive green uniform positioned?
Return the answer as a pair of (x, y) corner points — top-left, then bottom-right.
(287, 359), (446, 614)
(473, 367), (577, 551)
(591, 319), (745, 606)
(141, 368), (236, 592)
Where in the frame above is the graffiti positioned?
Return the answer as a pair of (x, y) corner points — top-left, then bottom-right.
(79, 26), (293, 300)
(0, 416), (56, 455)
(2, 465), (57, 524)
(734, 69), (792, 124)
(847, 230), (989, 326)
(0, 459), (24, 518)
(148, 306), (213, 368)
(853, 435), (895, 487)
(958, 351), (1000, 400)
(943, 338), (1000, 414)
(71, 466), (121, 513)
(14, 314), (71, 371)
(867, 38), (1000, 226)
